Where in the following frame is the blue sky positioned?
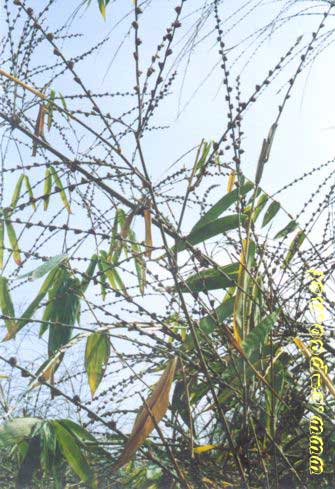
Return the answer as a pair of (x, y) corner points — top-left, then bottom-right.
(1, 0), (335, 411)
(56, 0), (335, 210)
(1, 0), (335, 332)
(2, 0), (335, 222)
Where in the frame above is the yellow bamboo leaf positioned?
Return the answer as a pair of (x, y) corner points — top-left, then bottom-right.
(120, 211), (134, 239)
(232, 239), (248, 346)
(293, 337), (335, 399)
(194, 444), (218, 453)
(144, 206), (153, 258)
(32, 104), (46, 156)
(227, 170), (236, 193)
(114, 357), (177, 470)
(202, 477), (235, 487)
(232, 306), (242, 346)
(30, 352), (63, 389)
(0, 69), (47, 100)
(264, 347), (284, 378)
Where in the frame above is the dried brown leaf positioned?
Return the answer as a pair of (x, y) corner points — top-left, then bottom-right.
(114, 357), (177, 470)
(144, 206), (153, 258)
(32, 104), (46, 156)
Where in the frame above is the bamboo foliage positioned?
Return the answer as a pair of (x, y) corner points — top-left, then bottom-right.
(114, 358), (178, 470)
(0, 1), (334, 487)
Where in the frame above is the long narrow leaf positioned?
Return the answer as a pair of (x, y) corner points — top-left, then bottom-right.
(18, 255), (67, 281)
(176, 263), (239, 293)
(0, 277), (16, 334)
(23, 175), (36, 210)
(192, 181), (254, 231)
(144, 208), (153, 258)
(80, 254), (98, 293)
(47, 89), (56, 130)
(53, 421), (93, 484)
(114, 357), (177, 470)
(262, 201), (280, 227)
(283, 230), (306, 267)
(274, 220), (298, 240)
(85, 332), (110, 396)
(3, 268), (59, 341)
(4, 213), (21, 265)
(49, 166), (71, 213)
(10, 175), (24, 209)
(43, 168), (52, 211)
(174, 214), (246, 252)
(0, 218), (4, 269)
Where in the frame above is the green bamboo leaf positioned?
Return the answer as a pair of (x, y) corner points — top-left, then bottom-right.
(98, 0), (110, 19)
(0, 276), (16, 334)
(262, 201), (280, 227)
(4, 214), (21, 265)
(16, 436), (41, 487)
(112, 267), (128, 295)
(171, 381), (194, 431)
(47, 89), (56, 130)
(133, 253), (146, 295)
(195, 141), (211, 173)
(0, 218), (4, 269)
(49, 166), (71, 213)
(85, 332), (110, 396)
(108, 209), (129, 263)
(200, 297), (234, 334)
(192, 181), (254, 231)
(274, 220), (298, 240)
(23, 175), (36, 210)
(250, 275), (264, 330)
(255, 124), (277, 186)
(97, 255), (107, 300)
(185, 297), (234, 348)
(0, 418), (42, 447)
(242, 310), (280, 360)
(39, 268), (67, 338)
(44, 167), (52, 211)
(176, 263), (239, 293)
(39, 319), (49, 338)
(265, 360), (287, 432)
(52, 421), (93, 484)
(100, 250), (116, 286)
(283, 230), (306, 267)
(47, 275), (80, 356)
(39, 422), (57, 474)
(108, 211), (120, 259)
(251, 193), (269, 222)
(56, 419), (94, 445)
(4, 268), (60, 341)
(58, 92), (69, 121)
(18, 254), (67, 281)
(174, 214), (247, 252)
(98, 0), (106, 18)
(80, 254), (98, 293)
(128, 229), (146, 295)
(100, 251), (128, 295)
(255, 139), (267, 186)
(56, 419), (108, 457)
(10, 175), (24, 209)
(233, 239), (257, 345)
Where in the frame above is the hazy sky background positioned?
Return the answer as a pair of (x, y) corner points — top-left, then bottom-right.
(2, 0), (335, 229)
(2, 0), (335, 327)
(47, 0), (335, 229)
(1, 0), (335, 411)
